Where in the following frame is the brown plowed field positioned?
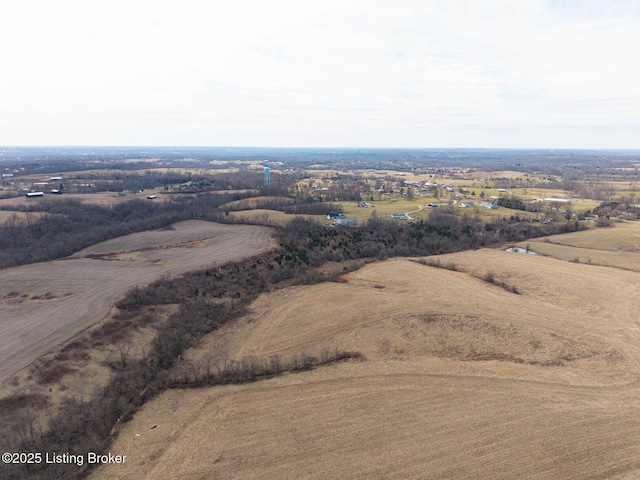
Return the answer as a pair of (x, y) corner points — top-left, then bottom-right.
(94, 228), (640, 479)
(0, 221), (272, 383)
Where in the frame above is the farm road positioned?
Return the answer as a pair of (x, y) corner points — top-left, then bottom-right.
(0, 221), (272, 383)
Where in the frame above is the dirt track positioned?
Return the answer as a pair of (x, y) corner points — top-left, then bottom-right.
(0, 221), (272, 383)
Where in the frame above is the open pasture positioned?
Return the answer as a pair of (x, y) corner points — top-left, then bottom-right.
(341, 199), (424, 218)
(517, 221), (640, 270)
(0, 221), (272, 383)
(0, 191), (160, 208)
(95, 248), (640, 479)
(518, 240), (640, 272)
(218, 196), (296, 211)
(527, 221), (640, 251)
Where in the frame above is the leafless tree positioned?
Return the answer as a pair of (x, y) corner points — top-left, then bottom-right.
(270, 354), (282, 375)
(202, 353), (213, 382)
(116, 340), (132, 368)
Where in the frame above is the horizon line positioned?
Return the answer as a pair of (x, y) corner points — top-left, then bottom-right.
(2, 145), (640, 152)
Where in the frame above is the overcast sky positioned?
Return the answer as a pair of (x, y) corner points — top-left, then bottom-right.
(1, 0), (639, 148)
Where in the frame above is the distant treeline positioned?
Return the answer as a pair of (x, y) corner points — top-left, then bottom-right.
(72, 171), (289, 196)
(63, 171), (196, 193)
(221, 196), (343, 215)
(496, 196), (526, 211)
(5, 146), (638, 173)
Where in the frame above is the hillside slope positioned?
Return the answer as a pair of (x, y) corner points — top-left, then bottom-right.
(93, 247), (640, 479)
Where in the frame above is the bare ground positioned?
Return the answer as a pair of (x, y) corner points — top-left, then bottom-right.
(93, 242), (640, 479)
(0, 221), (272, 383)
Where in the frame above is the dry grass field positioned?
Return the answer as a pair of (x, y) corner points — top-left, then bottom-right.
(525, 221), (640, 252)
(219, 196), (295, 210)
(341, 199), (422, 218)
(0, 192), (160, 208)
(0, 221), (272, 383)
(94, 229), (640, 479)
(516, 221), (640, 271)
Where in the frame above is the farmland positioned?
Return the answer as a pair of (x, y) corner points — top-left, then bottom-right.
(0, 221), (272, 383)
(93, 224), (640, 479)
(0, 192), (160, 208)
(514, 221), (640, 270)
(4, 147), (640, 479)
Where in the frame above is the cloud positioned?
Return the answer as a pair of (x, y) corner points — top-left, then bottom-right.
(0, 0), (639, 147)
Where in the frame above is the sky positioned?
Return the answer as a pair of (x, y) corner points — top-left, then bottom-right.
(1, 0), (639, 149)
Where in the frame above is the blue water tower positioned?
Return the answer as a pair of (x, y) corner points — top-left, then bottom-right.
(264, 167), (271, 186)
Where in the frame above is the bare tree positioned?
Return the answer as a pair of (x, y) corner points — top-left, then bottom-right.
(116, 340), (132, 368)
(270, 354), (282, 374)
(189, 360), (201, 383)
(202, 353), (213, 382)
